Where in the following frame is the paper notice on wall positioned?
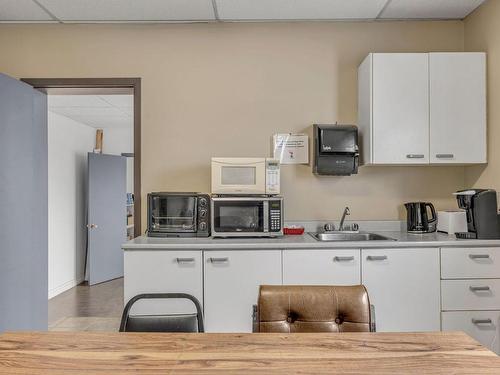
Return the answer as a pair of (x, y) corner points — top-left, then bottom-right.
(273, 134), (309, 164)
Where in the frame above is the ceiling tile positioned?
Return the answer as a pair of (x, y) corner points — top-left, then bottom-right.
(48, 95), (110, 108)
(379, 0), (485, 19)
(71, 115), (133, 129)
(0, 0), (55, 21)
(215, 0), (387, 20)
(98, 95), (133, 108)
(37, 0), (215, 21)
(50, 106), (127, 117)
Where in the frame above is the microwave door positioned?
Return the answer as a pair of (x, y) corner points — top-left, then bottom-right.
(211, 159), (266, 195)
(213, 201), (264, 234)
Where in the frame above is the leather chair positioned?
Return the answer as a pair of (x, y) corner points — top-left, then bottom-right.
(254, 285), (374, 333)
(119, 293), (204, 333)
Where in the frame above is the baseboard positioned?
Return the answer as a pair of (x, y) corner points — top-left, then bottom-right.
(48, 277), (84, 299)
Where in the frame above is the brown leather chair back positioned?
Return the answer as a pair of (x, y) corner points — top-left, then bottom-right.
(256, 285), (372, 333)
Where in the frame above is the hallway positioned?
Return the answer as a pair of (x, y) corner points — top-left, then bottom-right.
(49, 278), (123, 332)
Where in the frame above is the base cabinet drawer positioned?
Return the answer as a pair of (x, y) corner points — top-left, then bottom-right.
(283, 249), (360, 285)
(442, 311), (500, 354)
(441, 248), (500, 279)
(124, 251), (203, 315)
(204, 250), (282, 333)
(442, 279), (500, 311)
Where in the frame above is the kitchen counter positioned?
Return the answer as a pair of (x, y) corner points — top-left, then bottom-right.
(123, 231), (500, 250)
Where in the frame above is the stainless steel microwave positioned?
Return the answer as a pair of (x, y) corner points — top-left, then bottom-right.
(147, 192), (210, 237)
(211, 157), (280, 195)
(211, 196), (283, 238)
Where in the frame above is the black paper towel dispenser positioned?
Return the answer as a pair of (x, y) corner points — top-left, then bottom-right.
(313, 124), (359, 176)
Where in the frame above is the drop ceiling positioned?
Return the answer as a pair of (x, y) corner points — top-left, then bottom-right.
(48, 95), (133, 129)
(0, 0), (486, 23)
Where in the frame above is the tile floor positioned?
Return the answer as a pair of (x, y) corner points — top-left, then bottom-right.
(48, 277), (123, 332)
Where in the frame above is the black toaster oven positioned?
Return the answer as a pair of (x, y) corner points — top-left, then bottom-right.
(147, 192), (210, 237)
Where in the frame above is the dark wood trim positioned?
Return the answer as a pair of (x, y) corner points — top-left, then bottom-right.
(22, 77), (142, 237)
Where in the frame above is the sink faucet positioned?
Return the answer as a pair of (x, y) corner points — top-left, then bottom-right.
(339, 207), (350, 231)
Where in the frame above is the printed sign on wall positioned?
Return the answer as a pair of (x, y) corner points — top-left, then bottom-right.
(273, 133), (309, 164)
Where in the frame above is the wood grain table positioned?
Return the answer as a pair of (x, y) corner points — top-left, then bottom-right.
(0, 331), (499, 374)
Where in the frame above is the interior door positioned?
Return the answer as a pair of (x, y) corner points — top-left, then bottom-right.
(0, 73), (48, 331)
(87, 152), (126, 285)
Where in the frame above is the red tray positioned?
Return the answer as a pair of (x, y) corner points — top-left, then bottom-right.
(284, 227), (305, 235)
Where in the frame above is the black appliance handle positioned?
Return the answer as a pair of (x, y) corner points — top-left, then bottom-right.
(426, 203), (437, 223)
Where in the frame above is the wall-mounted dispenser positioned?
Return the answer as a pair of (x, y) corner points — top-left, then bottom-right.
(313, 124), (359, 176)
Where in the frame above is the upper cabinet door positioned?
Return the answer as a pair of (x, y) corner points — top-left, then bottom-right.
(429, 53), (486, 164)
(372, 54), (430, 164)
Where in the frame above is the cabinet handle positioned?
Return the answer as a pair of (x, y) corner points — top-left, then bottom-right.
(176, 257), (195, 264)
(436, 154), (454, 159)
(406, 154), (425, 159)
(469, 254), (491, 260)
(472, 318), (493, 325)
(209, 257), (229, 264)
(334, 256), (355, 262)
(367, 255), (388, 261)
(469, 286), (491, 292)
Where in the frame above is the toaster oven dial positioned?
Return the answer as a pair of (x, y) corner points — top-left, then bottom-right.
(199, 197), (208, 207)
(199, 209), (207, 218)
(199, 222), (207, 231)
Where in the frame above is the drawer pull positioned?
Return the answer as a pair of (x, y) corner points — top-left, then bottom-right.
(210, 257), (229, 264)
(469, 254), (491, 260)
(469, 286), (491, 292)
(472, 318), (493, 325)
(176, 257), (195, 264)
(406, 154), (425, 159)
(367, 255), (388, 261)
(334, 256), (355, 262)
(436, 154), (454, 159)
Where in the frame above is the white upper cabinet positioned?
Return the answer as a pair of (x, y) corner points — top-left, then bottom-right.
(358, 52), (487, 165)
(429, 53), (486, 164)
(373, 53), (429, 164)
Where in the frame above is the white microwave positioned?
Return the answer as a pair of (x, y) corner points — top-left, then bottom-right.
(211, 157), (280, 195)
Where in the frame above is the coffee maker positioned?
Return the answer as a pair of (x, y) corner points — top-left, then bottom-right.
(454, 189), (500, 239)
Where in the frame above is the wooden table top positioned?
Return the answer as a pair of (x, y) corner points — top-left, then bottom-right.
(0, 331), (499, 374)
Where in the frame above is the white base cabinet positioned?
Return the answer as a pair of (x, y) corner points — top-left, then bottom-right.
(440, 247), (500, 354)
(283, 249), (360, 285)
(123, 245), (500, 343)
(203, 250), (281, 333)
(362, 248), (440, 332)
(442, 311), (500, 355)
(124, 250), (203, 315)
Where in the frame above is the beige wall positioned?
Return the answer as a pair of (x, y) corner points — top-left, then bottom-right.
(465, 0), (500, 190)
(0, 21), (467, 226)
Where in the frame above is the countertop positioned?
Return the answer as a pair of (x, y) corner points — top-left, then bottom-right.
(122, 231), (500, 250)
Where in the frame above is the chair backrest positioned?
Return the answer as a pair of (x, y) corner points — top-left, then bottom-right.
(119, 293), (204, 333)
(256, 285), (372, 333)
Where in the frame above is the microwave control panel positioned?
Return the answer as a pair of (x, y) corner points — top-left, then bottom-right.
(269, 200), (282, 232)
(265, 159), (280, 195)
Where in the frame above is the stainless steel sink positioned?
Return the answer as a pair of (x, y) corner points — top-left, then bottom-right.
(309, 232), (396, 242)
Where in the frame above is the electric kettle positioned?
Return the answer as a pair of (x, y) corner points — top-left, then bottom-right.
(404, 202), (437, 234)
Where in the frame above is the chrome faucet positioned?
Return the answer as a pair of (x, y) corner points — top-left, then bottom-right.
(339, 207), (350, 231)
